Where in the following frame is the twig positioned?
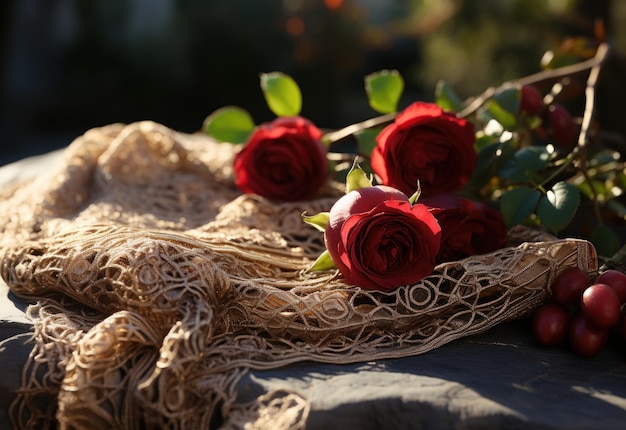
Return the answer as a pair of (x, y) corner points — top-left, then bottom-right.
(322, 43), (612, 151)
(322, 112), (397, 145)
(457, 42), (611, 119)
(577, 42), (610, 149)
(576, 44), (611, 227)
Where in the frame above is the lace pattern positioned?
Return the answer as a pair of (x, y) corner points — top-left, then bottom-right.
(0, 121), (597, 429)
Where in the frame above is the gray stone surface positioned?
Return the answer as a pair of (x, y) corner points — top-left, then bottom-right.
(0, 287), (34, 428)
(236, 320), (626, 429)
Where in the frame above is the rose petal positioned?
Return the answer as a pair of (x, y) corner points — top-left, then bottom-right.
(372, 101), (476, 196)
(337, 200), (441, 290)
(422, 194), (507, 263)
(233, 116), (327, 201)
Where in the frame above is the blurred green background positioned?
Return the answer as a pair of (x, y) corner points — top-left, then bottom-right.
(0, 0), (624, 165)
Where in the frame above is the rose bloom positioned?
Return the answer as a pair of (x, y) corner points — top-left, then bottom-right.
(233, 116), (328, 201)
(371, 102), (477, 197)
(420, 194), (507, 264)
(325, 185), (441, 291)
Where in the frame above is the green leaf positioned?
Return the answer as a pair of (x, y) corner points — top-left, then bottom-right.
(618, 170), (626, 189)
(536, 181), (580, 233)
(590, 224), (621, 257)
(307, 249), (337, 272)
(260, 72), (302, 117)
(589, 149), (620, 167)
(355, 128), (380, 157)
(499, 158), (530, 183)
(478, 88), (520, 132)
(474, 132), (500, 152)
(492, 87), (521, 117)
(514, 146), (553, 171)
(365, 70), (404, 114)
(607, 199), (626, 220)
(434, 80), (463, 112)
(525, 115), (543, 130)
(466, 137), (516, 192)
(302, 211), (330, 232)
(203, 106), (255, 144)
(346, 160), (373, 193)
(482, 138), (517, 170)
(500, 186), (541, 227)
(576, 179), (608, 201)
(482, 119), (506, 138)
(577, 179), (607, 200)
(479, 100), (518, 131)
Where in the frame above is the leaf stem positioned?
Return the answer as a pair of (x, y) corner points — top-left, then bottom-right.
(538, 149), (577, 188)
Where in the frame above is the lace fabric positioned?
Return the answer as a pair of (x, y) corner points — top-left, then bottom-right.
(0, 121), (597, 429)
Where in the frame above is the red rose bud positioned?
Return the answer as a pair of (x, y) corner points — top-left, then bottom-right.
(421, 194), (507, 264)
(519, 85), (545, 116)
(371, 102), (476, 197)
(547, 104), (577, 151)
(594, 269), (626, 304)
(325, 185), (441, 291)
(233, 116), (327, 201)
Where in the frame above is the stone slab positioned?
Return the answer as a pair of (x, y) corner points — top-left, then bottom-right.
(235, 319), (626, 429)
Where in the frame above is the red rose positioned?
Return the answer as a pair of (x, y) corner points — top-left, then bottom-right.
(325, 185), (441, 291)
(420, 194), (507, 264)
(371, 102), (476, 197)
(233, 116), (328, 201)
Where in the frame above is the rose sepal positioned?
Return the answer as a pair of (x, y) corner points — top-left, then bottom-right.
(306, 249), (336, 272)
(302, 211), (330, 232)
(408, 181), (422, 205)
(345, 160), (373, 194)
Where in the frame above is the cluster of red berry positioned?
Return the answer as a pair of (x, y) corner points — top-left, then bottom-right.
(520, 84), (578, 151)
(532, 268), (626, 357)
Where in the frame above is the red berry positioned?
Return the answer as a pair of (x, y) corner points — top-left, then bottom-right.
(569, 312), (609, 357)
(551, 267), (590, 306)
(548, 104), (577, 151)
(532, 303), (570, 346)
(581, 283), (621, 328)
(595, 270), (626, 304)
(520, 85), (545, 116)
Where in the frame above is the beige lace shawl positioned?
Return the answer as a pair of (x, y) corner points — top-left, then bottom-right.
(0, 121), (597, 429)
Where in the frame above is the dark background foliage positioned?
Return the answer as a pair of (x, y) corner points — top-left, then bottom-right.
(0, 0), (623, 166)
